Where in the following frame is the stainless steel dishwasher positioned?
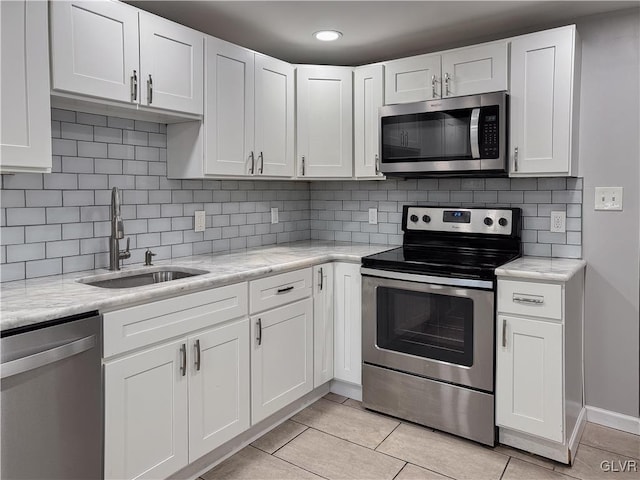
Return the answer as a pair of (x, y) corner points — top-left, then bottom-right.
(1, 311), (103, 479)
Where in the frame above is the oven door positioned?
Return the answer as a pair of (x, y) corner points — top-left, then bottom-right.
(362, 270), (494, 392)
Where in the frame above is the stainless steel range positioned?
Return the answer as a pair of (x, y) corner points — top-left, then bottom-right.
(361, 205), (521, 446)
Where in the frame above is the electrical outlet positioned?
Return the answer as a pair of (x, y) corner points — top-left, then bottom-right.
(595, 187), (623, 211)
(550, 211), (566, 233)
(369, 208), (378, 225)
(271, 207), (279, 224)
(194, 211), (206, 232)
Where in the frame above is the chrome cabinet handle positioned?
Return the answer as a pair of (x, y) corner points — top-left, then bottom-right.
(301, 155), (305, 176)
(431, 74), (438, 98)
(249, 151), (255, 174)
(258, 151), (264, 174)
(444, 72), (450, 96)
(256, 318), (262, 346)
(375, 154), (380, 175)
(502, 319), (507, 348)
(147, 74), (153, 104)
(277, 285), (294, 294)
(319, 267), (323, 291)
(0, 335), (95, 379)
(470, 108), (480, 159)
(179, 343), (186, 376)
(131, 70), (138, 102)
(513, 294), (544, 305)
(194, 339), (201, 371)
(514, 146), (519, 172)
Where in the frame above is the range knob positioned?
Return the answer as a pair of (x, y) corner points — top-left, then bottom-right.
(483, 217), (493, 226)
(410, 214), (419, 222)
(498, 217), (508, 227)
(422, 215), (431, 223)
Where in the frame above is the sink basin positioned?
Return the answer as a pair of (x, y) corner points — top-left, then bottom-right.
(78, 267), (209, 289)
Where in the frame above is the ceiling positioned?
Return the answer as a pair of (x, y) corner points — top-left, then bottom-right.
(127, 1), (639, 65)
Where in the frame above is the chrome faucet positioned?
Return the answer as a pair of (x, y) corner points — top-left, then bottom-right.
(109, 187), (130, 271)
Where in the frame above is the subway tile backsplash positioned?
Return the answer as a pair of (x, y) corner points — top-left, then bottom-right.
(0, 108), (582, 282)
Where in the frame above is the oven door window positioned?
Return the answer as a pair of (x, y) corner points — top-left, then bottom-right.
(376, 287), (474, 366)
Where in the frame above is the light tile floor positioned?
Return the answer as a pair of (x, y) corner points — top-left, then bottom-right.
(202, 393), (640, 480)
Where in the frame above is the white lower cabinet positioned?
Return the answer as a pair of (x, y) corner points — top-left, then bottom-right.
(104, 339), (189, 480)
(496, 315), (563, 442)
(251, 298), (314, 424)
(333, 263), (362, 385)
(188, 319), (250, 462)
(313, 263), (334, 387)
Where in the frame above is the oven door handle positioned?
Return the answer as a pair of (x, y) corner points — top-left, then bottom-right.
(360, 267), (493, 290)
(470, 107), (480, 159)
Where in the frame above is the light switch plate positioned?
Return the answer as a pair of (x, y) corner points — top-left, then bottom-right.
(595, 187), (623, 211)
(194, 211), (206, 232)
(369, 208), (378, 225)
(550, 211), (566, 233)
(271, 207), (279, 224)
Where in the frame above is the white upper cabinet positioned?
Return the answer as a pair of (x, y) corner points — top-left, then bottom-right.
(441, 41), (507, 97)
(50, 0), (139, 103)
(296, 66), (353, 178)
(139, 12), (204, 114)
(354, 65), (384, 178)
(384, 41), (507, 104)
(1, 0), (51, 173)
(205, 38), (255, 176)
(50, 1), (203, 115)
(509, 25), (580, 177)
(254, 54), (295, 177)
(385, 53), (441, 104)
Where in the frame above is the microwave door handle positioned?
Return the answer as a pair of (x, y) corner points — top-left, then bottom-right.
(470, 108), (481, 159)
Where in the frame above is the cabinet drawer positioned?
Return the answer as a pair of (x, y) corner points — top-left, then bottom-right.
(103, 283), (248, 357)
(498, 280), (562, 320)
(250, 268), (312, 314)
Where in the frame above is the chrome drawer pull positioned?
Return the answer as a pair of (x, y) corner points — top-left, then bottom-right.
(277, 285), (294, 294)
(179, 343), (186, 376)
(256, 318), (262, 346)
(502, 319), (507, 348)
(194, 339), (201, 371)
(513, 294), (545, 305)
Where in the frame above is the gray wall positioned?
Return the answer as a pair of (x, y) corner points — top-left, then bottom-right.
(577, 9), (640, 418)
(310, 178), (583, 258)
(0, 110), (310, 282)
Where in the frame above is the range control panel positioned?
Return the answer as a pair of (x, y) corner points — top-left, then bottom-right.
(404, 207), (514, 236)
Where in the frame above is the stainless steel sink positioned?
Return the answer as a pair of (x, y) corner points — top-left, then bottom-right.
(78, 267), (209, 289)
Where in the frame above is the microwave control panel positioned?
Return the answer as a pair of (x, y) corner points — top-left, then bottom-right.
(479, 106), (499, 158)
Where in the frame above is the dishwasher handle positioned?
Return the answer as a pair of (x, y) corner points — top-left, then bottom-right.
(1, 335), (96, 379)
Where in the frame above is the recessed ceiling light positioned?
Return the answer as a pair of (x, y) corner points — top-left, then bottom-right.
(313, 30), (342, 42)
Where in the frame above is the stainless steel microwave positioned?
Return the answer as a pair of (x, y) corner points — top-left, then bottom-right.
(379, 91), (508, 177)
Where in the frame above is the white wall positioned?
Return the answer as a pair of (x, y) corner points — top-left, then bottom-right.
(577, 8), (639, 418)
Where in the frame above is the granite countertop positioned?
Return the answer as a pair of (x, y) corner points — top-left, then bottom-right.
(0, 241), (393, 331)
(496, 256), (587, 282)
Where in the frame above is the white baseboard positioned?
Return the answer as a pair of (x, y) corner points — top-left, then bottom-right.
(330, 379), (362, 401)
(585, 405), (640, 435)
(568, 407), (587, 464)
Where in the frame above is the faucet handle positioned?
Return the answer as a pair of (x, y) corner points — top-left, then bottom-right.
(120, 237), (131, 260)
(144, 249), (157, 266)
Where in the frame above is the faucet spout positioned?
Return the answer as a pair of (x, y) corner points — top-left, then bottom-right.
(109, 187), (128, 270)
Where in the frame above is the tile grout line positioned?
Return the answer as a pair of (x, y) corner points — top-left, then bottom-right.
(267, 424), (309, 457)
(263, 443), (331, 480)
(577, 440), (640, 462)
(390, 461), (408, 480)
(373, 421), (402, 451)
(498, 456), (511, 480)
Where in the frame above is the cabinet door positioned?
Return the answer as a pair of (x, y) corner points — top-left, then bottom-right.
(354, 65), (384, 178)
(188, 318), (250, 461)
(0, 0), (51, 173)
(441, 41), (507, 97)
(139, 12), (204, 114)
(384, 53), (441, 104)
(251, 299), (314, 423)
(205, 37), (255, 176)
(254, 55), (295, 177)
(333, 263), (362, 385)
(313, 263), (334, 387)
(296, 66), (353, 178)
(509, 26), (576, 175)
(49, 0), (139, 103)
(104, 339), (188, 480)
(496, 315), (563, 442)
